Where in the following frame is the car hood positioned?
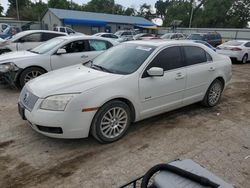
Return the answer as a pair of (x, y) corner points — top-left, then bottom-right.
(26, 64), (123, 98)
(0, 51), (38, 63)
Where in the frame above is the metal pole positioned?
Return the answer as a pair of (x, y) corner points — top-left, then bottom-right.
(16, 0), (20, 20)
(189, 6), (194, 28)
(189, 2), (195, 28)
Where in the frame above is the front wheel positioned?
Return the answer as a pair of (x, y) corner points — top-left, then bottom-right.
(91, 100), (131, 143)
(202, 79), (223, 107)
(19, 67), (45, 88)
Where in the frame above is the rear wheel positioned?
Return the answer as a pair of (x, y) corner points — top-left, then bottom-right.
(19, 67), (45, 88)
(242, 54), (248, 64)
(91, 100), (131, 143)
(202, 79), (223, 107)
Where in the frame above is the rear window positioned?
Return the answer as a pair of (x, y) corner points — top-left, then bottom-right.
(224, 41), (243, 46)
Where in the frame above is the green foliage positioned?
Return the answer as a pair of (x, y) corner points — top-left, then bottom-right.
(0, 4), (4, 16)
(155, 0), (250, 28)
(48, 0), (70, 9)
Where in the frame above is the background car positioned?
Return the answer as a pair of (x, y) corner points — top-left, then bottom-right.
(93, 32), (119, 40)
(133, 33), (155, 40)
(216, 40), (250, 64)
(18, 40), (232, 143)
(0, 23), (9, 32)
(0, 26), (22, 39)
(193, 40), (216, 51)
(160, 33), (186, 40)
(0, 30), (67, 54)
(53, 26), (83, 35)
(187, 32), (222, 47)
(115, 30), (136, 42)
(0, 35), (119, 87)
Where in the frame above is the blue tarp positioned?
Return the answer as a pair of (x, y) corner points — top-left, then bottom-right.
(63, 18), (107, 26)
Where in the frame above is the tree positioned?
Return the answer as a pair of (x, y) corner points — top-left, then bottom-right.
(138, 3), (154, 20)
(124, 7), (136, 16)
(48, 0), (70, 9)
(227, 0), (250, 28)
(155, 0), (168, 19)
(83, 0), (115, 14)
(0, 4), (4, 16)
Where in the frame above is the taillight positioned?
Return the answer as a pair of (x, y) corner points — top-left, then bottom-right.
(231, 47), (242, 51)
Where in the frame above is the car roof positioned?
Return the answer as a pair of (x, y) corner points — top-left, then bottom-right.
(56, 35), (117, 42)
(16, 30), (67, 36)
(227, 40), (250, 43)
(126, 40), (203, 47)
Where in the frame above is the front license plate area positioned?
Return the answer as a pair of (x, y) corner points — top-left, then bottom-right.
(18, 103), (26, 120)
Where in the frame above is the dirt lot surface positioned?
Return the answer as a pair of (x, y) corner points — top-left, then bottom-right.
(0, 64), (249, 188)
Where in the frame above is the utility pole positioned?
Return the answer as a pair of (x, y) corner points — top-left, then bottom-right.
(16, 0), (20, 20)
(189, 1), (196, 28)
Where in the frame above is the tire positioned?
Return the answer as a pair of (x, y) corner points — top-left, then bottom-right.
(242, 54), (248, 64)
(19, 67), (45, 88)
(202, 79), (223, 107)
(91, 100), (131, 143)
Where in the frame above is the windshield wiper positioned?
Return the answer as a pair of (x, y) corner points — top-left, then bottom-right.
(88, 61), (112, 73)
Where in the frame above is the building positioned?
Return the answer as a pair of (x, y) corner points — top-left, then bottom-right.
(42, 8), (156, 34)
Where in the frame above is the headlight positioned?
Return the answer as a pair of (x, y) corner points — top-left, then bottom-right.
(40, 94), (78, 111)
(0, 62), (19, 73)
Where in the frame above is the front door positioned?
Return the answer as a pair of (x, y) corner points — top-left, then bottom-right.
(50, 40), (99, 70)
(139, 46), (186, 118)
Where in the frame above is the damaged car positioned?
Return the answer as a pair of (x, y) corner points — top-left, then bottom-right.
(0, 35), (119, 87)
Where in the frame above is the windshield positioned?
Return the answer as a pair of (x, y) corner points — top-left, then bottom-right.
(161, 34), (172, 39)
(114, 31), (122, 36)
(86, 43), (156, 75)
(224, 41), (243, 46)
(30, 38), (66, 54)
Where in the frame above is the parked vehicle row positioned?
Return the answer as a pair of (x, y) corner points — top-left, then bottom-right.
(16, 40), (232, 143)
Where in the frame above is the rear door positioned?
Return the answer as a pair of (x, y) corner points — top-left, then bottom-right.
(139, 46), (187, 118)
(182, 46), (216, 105)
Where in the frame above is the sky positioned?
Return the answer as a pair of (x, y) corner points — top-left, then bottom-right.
(1, 0), (158, 13)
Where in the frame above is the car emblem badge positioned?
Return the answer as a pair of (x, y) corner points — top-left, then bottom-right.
(23, 92), (30, 104)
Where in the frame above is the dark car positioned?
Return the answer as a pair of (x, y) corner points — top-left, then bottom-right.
(187, 32), (222, 47)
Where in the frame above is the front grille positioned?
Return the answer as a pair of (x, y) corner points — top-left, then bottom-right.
(19, 86), (39, 111)
(36, 125), (63, 134)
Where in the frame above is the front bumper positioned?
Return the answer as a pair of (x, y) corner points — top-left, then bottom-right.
(19, 99), (96, 139)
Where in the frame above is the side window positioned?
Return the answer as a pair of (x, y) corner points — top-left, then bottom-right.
(66, 28), (75, 34)
(60, 28), (65, 33)
(110, 34), (118, 39)
(61, 40), (88, 53)
(244, 42), (250, 47)
(42, 33), (64, 41)
(102, 34), (110, 38)
(89, 40), (111, 51)
(19, 33), (42, 42)
(146, 46), (183, 72)
(183, 46), (208, 66)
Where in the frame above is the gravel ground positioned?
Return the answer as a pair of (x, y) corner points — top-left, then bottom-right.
(0, 64), (249, 188)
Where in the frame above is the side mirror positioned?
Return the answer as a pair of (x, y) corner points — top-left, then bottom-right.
(56, 48), (66, 55)
(147, 67), (164, 77)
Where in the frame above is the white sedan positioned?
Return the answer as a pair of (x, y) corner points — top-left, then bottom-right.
(18, 40), (232, 143)
(216, 40), (250, 64)
(0, 30), (67, 54)
(0, 35), (119, 87)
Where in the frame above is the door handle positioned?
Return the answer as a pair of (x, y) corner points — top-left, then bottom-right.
(208, 67), (215, 71)
(81, 55), (88, 58)
(175, 73), (185, 80)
